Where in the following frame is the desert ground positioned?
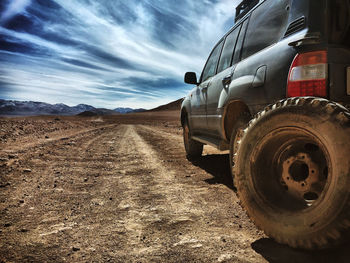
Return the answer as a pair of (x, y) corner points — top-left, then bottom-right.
(1, 110), (350, 262)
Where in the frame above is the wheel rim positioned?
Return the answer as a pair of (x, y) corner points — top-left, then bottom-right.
(250, 127), (330, 211)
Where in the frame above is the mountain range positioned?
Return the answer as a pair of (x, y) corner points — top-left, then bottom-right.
(113, 107), (146, 114)
(0, 99), (146, 116)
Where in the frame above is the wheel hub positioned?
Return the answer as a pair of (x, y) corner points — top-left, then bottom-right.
(281, 152), (324, 205)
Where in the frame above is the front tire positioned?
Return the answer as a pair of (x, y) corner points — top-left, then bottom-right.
(183, 121), (203, 159)
(234, 97), (350, 249)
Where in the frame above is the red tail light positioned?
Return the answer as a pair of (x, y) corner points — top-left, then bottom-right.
(287, 51), (328, 97)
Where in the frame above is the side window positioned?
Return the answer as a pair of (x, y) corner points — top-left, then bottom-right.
(217, 25), (241, 73)
(241, 0), (289, 59)
(232, 19), (248, 65)
(201, 40), (224, 82)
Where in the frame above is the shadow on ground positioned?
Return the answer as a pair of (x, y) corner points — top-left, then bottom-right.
(189, 154), (235, 190)
(252, 238), (350, 263)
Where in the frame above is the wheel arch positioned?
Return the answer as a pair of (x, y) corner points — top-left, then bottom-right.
(181, 107), (188, 127)
(222, 100), (251, 141)
(181, 97), (192, 128)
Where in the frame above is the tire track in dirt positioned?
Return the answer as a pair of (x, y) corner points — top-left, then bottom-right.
(112, 125), (206, 262)
(132, 124), (265, 262)
(105, 125), (263, 262)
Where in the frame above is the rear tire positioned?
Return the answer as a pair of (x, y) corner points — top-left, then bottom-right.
(234, 97), (350, 249)
(183, 121), (203, 160)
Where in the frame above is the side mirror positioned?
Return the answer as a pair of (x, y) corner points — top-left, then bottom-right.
(184, 72), (198, 85)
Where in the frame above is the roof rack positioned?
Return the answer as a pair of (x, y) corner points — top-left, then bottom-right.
(235, 0), (259, 22)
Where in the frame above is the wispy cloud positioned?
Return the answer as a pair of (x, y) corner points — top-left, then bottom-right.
(0, 0), (240, 109)
(0, 0), (31, 25)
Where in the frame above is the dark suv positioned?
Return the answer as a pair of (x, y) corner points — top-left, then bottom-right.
(181, 0), (350, 249)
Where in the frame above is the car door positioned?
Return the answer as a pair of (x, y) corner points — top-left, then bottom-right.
(190, 40), (224, 132)
(206, 22), (244, 137)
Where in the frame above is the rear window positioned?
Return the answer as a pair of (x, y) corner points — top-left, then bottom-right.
(233, 19), (248, 64)
(241, 0), (289, 59)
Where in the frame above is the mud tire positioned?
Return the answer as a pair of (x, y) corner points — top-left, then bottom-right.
(229, 112), (251, 180)
(234, 97), (350, 249)
(183, 121), (203, 160)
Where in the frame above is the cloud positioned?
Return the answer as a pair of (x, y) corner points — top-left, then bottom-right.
(0, 0), (241, 109)
(0, 0), (31, 25)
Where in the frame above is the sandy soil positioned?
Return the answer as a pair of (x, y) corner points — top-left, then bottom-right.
(1, 111), (350, 262)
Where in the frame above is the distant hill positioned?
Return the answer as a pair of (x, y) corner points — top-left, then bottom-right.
(114, 107), (146, 114)
(149, 98), (184, 112)
(78, 108), (118, 116)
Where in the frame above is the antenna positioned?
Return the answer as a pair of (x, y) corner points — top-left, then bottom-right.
(235, 0), (259, 22)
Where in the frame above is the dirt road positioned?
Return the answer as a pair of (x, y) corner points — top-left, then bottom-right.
(1, 116), (350, 262)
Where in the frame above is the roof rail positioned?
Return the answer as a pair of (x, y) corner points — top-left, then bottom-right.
(235, 0), (259, 22)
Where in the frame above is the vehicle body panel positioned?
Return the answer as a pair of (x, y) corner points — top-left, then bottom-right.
(181, 0), (350, 148)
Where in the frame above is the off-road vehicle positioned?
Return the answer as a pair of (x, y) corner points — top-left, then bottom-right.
(181, 0), (350, 249)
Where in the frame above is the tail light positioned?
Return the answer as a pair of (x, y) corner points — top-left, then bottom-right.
(287, 51), (328, 97)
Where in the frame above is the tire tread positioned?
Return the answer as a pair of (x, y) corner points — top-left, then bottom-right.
(233, 96), (350, 249)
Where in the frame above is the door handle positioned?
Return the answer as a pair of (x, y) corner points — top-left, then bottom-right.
(222, 74), (232, 88)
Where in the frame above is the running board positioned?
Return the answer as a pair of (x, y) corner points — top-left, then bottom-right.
(192, 135), (229, 151)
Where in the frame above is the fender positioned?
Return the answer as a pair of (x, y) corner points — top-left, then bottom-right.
(180, 95), (192, 126)
(218, 75), (255, 109)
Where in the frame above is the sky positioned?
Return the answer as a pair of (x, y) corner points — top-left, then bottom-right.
(0, 0), (239, 109)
